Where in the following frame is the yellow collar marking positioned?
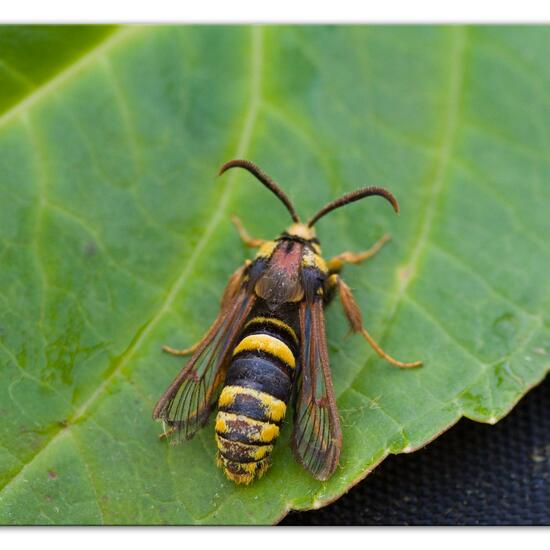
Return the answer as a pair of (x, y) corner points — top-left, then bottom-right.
(255, 240), (277, 259)
(302, 248), (328, 273)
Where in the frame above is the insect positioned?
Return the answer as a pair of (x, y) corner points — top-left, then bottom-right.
(153, 159), (422, 484)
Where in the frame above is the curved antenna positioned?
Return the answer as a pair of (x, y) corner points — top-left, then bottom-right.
(307, 186), (399, 227)
(219, 159), (300, 223)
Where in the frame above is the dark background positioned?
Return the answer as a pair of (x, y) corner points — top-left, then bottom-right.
(282, 376), (550, 526)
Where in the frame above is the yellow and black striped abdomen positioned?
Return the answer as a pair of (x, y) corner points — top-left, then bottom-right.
(215, 316), (298, 484)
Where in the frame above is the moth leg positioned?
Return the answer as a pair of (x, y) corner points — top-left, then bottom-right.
(159, 424), (177, 440)
(162, 343), (200, 357)
(327, 234), (391, 274)
(162, 263), (248, 356)
(231, 215), (265, 248)
(220, 262), (249, 309)
(334, 275), (422, 368)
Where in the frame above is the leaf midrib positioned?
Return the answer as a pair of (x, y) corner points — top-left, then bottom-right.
(4, 26), (547, 525)
(0, 25), (264, 501)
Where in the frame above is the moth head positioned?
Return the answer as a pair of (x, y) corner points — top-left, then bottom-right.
(284, 223), (316, 241)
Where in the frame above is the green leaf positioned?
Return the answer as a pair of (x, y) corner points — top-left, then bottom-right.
(0, 25), (549, 525)
(0, 25), (117, 116)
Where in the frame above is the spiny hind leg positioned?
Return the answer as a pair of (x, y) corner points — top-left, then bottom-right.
(327, 234), (391, 273)
(162, 264), (247, 356)
(332, 275), (422, 368)
(162, 343), (200, 357)
(231, 215), (265, 248)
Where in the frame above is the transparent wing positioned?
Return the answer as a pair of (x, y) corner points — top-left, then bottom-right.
(153, 270), (255, 442)
(292, 298), (342, 480)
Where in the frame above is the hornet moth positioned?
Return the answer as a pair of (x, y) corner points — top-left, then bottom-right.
(153, 160), (422, 484)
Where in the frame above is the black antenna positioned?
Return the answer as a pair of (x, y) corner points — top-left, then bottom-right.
(219, 160), (300, 223)
(308, 186), (399, 227)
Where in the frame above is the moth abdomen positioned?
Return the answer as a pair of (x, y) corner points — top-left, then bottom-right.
(215, 316), (298, 484)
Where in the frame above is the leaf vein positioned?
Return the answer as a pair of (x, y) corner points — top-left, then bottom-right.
(0, 25), (265, 502)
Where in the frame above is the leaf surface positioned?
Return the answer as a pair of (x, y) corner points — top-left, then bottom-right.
(0, 25), (549, 524)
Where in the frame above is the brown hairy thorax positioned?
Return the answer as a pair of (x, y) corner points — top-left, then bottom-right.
(254, 240), (305, 305)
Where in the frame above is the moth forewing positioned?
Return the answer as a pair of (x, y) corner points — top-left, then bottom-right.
(291, 299), (342, 481)
(152, 266), (255, 442)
